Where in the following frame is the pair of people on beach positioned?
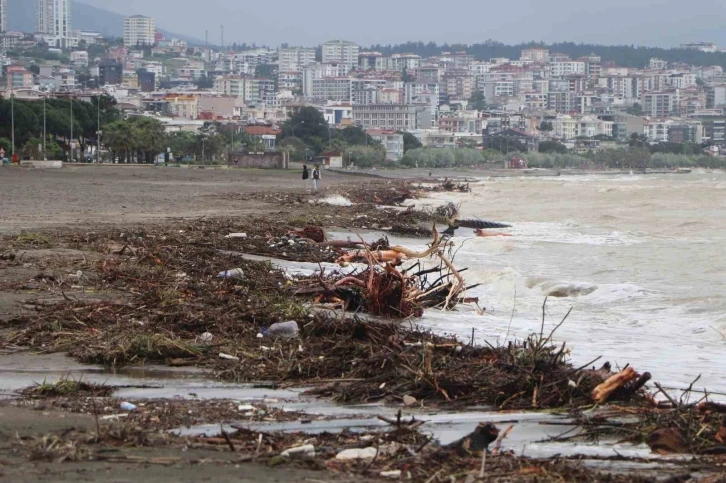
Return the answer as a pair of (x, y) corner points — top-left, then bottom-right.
(302, 165), (321, 191)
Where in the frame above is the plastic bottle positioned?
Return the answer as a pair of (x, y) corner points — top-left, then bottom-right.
(120, 401), (137, 411)
(265, 321), (299, 339)
(217, 268), (244, 280)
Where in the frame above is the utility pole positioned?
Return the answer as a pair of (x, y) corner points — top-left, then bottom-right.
(220, 25), (224, 51)
(70, 96), (74, 162)
(43, 95), (47, 160)
(96, 95), (101, 163)
(10, 93), (14, 158)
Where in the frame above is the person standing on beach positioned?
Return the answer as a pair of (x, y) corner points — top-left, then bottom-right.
(312, 165), (321, 191)
(302, 164), (309, 190)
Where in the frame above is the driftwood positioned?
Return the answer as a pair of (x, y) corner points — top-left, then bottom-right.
(474, 230), (512, 238)
(295, 226), (471, 317)
(591, 366), (638, 403)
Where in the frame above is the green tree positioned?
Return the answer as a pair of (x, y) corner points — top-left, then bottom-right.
(538, 140), (567, 153)
(539, 121), (554, 132)
(103, 120), (137, 162)
(468, 91), (487, 111)
(280, 106), (330, 154)
(626, 103), (643, 116)
(399, 131), (422, 153)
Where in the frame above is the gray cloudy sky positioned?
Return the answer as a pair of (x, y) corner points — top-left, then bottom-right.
(81, 0), (726, 47)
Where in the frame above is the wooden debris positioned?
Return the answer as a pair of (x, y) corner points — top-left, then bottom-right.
(591, 366), (639, 403)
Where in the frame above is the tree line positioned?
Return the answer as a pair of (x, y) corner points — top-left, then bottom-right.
(369, 40), (726, 69)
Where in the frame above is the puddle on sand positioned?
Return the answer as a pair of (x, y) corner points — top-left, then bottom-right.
(1, 353), (669, 463)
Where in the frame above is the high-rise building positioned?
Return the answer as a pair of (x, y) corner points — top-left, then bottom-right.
(322, 40), (359, 68)
(279, 47), (316, 72)
(36, 0), (71, 37)
(0, 0), (7, 33)
(124, 15), (155, 47)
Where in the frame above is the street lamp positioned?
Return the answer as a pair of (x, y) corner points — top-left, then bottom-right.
(70, 96), (74, 163)
(10, 93), (14, 160)
(43, 95), (47, 160)
(96, 95), (102, 163)
(289, 120), (305, 138)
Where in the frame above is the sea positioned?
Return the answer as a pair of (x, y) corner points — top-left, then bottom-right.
(408, 171), (726, 397)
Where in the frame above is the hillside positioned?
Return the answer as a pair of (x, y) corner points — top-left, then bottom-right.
(370, 40), (726, 69)
(6, 0), (203, 45)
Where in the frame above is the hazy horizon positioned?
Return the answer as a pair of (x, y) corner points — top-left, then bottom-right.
(75, 0), (726, 49)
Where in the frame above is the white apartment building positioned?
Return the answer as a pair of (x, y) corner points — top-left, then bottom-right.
(649, 58), (668, 70)
(302, 62), (349, 97)
(142, 61), (164, 78)
(551, 61), (586, 77)
(667, 73), (697, 89)
(70, 50), (88, 66)
(124, 15), (155, 47)
(0, 0), (6, 33)
(312, 77), (352, 102)
(469, 61), (492, 75)
(642, 90), (680, 117)
(368, 130), (404, 161)
(353, 104), (420, 130)
(37, 0), (71, 37)
(388, 54), (421, 71)
(322, 40), (359, 68)
(520, 48), (549, 62)
(214, 76), (246, 98)
(279, 47), (315, 71)
(707, 85), (726, 108)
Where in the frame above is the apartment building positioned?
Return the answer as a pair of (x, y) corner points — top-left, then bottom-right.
(312, 77), (352, 102)
(642, 90), (680, 117)
(368, 130), (404, 161)
(707, 85), (726, 108)
(278, 47), (315, 71)
(322, 40), (359, 68)
(353, 104), (421, 130)
(37, 0), (71, 38)
(124, 15), (155, 47)
(551, 61), (585, 77)
(520, 48), (549, 62)
(70, 50), (88, 67)
(0, 0), (6, 33)
(213, 76), (246, 98)
(6, 66), (33, 90)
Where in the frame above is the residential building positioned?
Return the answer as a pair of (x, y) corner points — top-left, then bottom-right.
(596, 114), (645, 141)
(214, 76), (247, 99)
(520, 48), (549, 62)
(323, 102), (353, 126)
(37, 0), (71, 38)
(0, 0), (6, 33)
(122, 70), (138, 89)
(649, 58), (668, 70)
(668, 123), (703, 144)
(279, 47), (315, 71)
(312, 77), (352, 103)
(322, 40), (359, 68)
(70, 50), (88, 67)
(644, 118), (675, 142)
(667, 73), (697, 89)
(358, 52), (383, 70)
(368, 129), (404, 161)
(353, 104), (421, 130)
(551, 61), (585, 77)
(124, 15), (155, 47)
(680, 42), (718, 53)
(137, 69), (156, 92)
(6, 66), (33, 90)
(642, 90), (680, 117)
(379, 88), (403, 104)
(706, 85), (726, 108)
(165, 94), (199, 119)
(98, 59), (123, 86)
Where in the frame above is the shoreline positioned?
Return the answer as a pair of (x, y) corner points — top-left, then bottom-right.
(0, 169), (722, 481)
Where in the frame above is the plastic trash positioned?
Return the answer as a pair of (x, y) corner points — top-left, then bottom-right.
(261, 321), (299, 339)
(225, 233), (248, 239)
(217, 268), (244, 280)
(119, 401), (137, 411)
(280, 444), (315, 459)
(380, 470), (402, 479)
(199, 332), (213, 343)
(219, 352), (239, 361)
(335, 447), (378, 460)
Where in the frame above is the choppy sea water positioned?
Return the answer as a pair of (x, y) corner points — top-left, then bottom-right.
(409, 171), (726, 396)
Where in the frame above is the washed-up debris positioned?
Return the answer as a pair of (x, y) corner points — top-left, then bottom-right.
(119, 402), (137, 411)
(264, 321), (299, 339)
(218, 268), (245, 279)
(280, 444), (315, 459)
(335, 447), (378, 460)
(225, 233), (248, 239)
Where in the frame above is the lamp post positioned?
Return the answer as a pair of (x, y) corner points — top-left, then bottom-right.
(43, 95), (47, 160)
(70, 96), (74, 162)
(10, 93), (14, 159)
(96, 95), (102, 163)
(290, 120), (305, 138)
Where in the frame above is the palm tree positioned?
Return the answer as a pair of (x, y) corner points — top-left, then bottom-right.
(104, 121), (136, 163)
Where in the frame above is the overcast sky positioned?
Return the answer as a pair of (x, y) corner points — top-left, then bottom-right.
(80, 0), (726, 47)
